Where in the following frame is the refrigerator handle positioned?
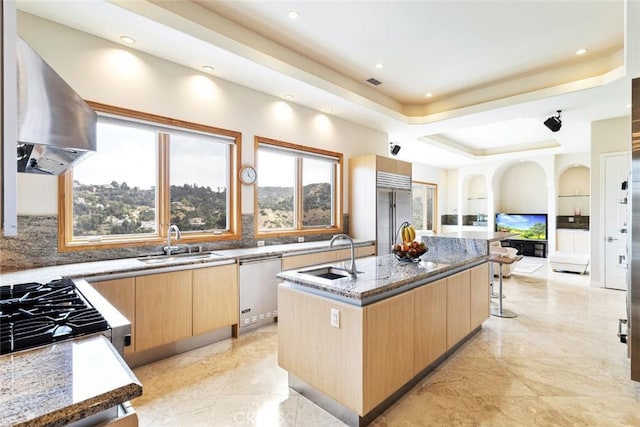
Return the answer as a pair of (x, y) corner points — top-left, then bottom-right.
(389, 191), (395, 247)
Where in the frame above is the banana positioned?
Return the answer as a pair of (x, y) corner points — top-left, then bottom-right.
(401, 224), (416, 243)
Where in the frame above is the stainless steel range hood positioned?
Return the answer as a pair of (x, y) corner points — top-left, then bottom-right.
(16, 36), (96, 175)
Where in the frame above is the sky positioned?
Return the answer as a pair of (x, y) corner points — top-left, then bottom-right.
(74, 121), (335, 189)
(74, 122), (228, 189)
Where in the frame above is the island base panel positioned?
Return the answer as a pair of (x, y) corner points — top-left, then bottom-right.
(289, 326), (482, 427)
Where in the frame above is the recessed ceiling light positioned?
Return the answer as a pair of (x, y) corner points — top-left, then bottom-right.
(425, 92), (433, 98)
(325, 108), (334, 113)
(288, 10), (299, 19)
(120, 36), (136, 45)
(284, 94), (294, 100)
(375, 63), (384, 69)
(202, 65), (215, 73)
(576, 48), (588, 55)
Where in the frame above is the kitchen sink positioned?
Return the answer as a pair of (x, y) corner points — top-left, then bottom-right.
(136, 252), (223, 265)
(298, 266), (357, 280)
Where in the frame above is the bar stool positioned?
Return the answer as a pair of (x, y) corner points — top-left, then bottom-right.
(489, 262), (505, 299)
(488, 254), (523, 318)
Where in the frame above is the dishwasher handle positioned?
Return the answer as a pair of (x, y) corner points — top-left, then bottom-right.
(239, 255), (282, 266)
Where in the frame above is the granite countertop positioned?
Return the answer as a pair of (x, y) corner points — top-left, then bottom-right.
(440, 231), (518, 242)
(0, 239), (374, 426)
(277, 252), (486, 306)
(0, 334), (142, 427)
(211, 239), (372, 259)
(0, 239), (374, 286)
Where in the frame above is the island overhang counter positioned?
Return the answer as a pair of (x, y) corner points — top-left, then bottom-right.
(276, 252), (490, 427)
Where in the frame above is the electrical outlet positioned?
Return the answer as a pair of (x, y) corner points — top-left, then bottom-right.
(298, 236), (304, 243)
(257, 240), (265, 247)
(330, 308), (340, 328)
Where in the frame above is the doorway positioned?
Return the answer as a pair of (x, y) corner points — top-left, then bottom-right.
(603, 153), (630, 290)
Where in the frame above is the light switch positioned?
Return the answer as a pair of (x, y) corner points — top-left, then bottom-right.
(330, 308), (340, 328)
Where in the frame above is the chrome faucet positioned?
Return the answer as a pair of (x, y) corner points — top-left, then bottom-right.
(330, 233), (357, 277)
(164, 224), (182, 255)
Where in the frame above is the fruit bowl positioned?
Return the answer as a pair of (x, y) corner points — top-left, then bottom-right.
(392, 246), (428, 262)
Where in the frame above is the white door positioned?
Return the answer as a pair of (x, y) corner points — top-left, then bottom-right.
(604, 154), (630, 290)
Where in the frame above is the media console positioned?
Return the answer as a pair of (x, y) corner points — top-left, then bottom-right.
(500, 239), (547, 258)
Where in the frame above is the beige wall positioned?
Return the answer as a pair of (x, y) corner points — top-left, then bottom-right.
(15, 11), (411, 217)
(590, 116), (631, 286)
(498, 161), (548, 213)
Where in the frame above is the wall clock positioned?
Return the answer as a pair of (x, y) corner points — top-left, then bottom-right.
(239, 166), (257, 185)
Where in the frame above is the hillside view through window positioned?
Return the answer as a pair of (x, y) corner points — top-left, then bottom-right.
(256, 139), (340, 234)
(67, 112), (236, 245)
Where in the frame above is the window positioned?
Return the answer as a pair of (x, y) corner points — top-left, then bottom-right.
(255, 136), (342, 236)
(59, 102), (240, 250)
(412, 181), (438, 233)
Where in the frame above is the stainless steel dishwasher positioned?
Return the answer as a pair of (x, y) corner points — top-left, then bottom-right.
(238, 255), (282, 331)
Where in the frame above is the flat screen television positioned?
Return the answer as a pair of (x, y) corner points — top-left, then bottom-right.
(495, 213), (547, 241)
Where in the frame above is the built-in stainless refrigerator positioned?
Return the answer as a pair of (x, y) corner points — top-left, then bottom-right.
(376, 171), (412, 255)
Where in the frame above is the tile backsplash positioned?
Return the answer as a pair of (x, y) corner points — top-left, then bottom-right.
(556, 215), (589, 230)
(0, 214), (349, 273)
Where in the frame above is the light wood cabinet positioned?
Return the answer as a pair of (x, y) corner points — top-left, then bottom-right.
(376, 156), (412, 176)
(446, 270), (471, 349)
(282, 244), (377, 271)
(363, 291), (414, 412)
(282, 251), (337, 270)
(356, 244), (376, 258)
(334, 248), (351, 262)
(192, 264), (238, 336)
(278, 286), (364, 414)
(335, 244), (376, 262)
(469, 263), (490, 330)
(91, 278), (136, 354)
(135, 270), (193, 352)
(413, 278), (447, 374)
(278, 261), (489, 418)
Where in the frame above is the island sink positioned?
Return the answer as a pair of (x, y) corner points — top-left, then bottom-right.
(298, 266), (361, 280)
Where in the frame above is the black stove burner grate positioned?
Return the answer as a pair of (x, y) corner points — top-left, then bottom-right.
(0, 278), (109, 354)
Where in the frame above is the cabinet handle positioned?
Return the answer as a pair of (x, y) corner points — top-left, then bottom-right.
(607, 236), (618, 243)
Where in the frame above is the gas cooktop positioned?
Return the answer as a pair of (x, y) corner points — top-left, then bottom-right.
(0, 278), (109, 354)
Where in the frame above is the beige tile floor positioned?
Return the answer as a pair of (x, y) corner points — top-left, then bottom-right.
(132, 259), (640, 426)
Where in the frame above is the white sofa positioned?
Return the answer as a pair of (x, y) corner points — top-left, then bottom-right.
(489, 241), (521, 277)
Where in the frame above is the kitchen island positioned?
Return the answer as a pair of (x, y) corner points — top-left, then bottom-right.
(277, 251), (489, 427)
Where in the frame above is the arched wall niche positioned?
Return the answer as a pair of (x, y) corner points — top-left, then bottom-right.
(461, 174), (488, 225)
(557, 165), (590, 216)
(496, 161), (548, 213)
